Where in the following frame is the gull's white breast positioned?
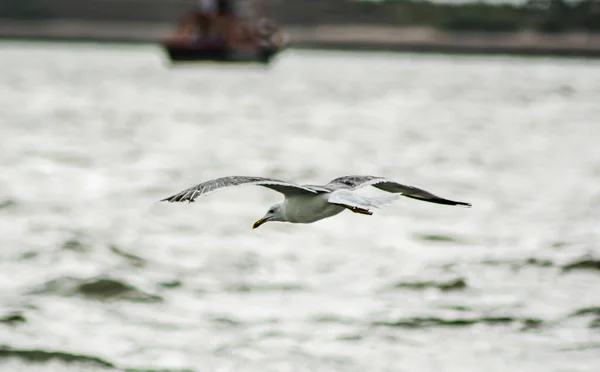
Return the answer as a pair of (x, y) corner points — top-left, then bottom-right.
(282, 193), (344, 223)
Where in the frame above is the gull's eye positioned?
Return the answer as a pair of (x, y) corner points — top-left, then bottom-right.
(268, 209), (274, 214)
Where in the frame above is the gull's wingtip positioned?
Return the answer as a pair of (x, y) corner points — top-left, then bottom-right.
(159, 196), (173, 203)
(159, 194), (184, 203)
(159, 193), (196, 203)
(406, 195), (472, 208)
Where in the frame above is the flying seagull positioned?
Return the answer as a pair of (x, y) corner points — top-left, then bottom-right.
(160, 175), (471, 229)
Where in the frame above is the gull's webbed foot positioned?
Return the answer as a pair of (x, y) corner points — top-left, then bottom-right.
(348, 207), (373, 215)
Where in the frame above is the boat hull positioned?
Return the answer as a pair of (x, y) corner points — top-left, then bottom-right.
(163, 44), (280, 64)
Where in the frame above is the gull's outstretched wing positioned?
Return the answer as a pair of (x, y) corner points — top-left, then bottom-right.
(327, 190), (399, 211)
(161, 176), (318, 203)
(326, 175), (471, 207)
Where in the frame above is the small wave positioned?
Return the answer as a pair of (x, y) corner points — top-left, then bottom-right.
(0, 346), (116, 369)
(0, 199), (17, 210)
(569, 307), (600, 317)
(19, 251), (40, 260)
(336, 334), (363, 341)
(310, 314), (359, 325)
(568, 306), (600, 328)
(373, 316), (543, 329)
(391, 277), (467, 292)
(562, 257), (600, 273)
(0, 346), (194, 372)
(523, 257), (554, 267)
(207, 315), (243, 328)
(0, 313), (26, 326)
(434, 304), (473, 312)
(158, 279), (183, 289)
(414, 233), (465, 244)
(61, 238), (88, 252)
(559, 343), (600, 352)
(110, 245), (146, 267)
(225, 282), (305, 293)
(76, 278), (162, 302)
(30, 276), (163, 302)
(479, 257), (555, 269)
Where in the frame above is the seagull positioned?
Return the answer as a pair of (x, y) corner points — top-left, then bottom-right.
(160, 175), (471, 229)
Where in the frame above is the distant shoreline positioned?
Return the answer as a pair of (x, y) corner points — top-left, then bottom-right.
(2, 19), (600, 58)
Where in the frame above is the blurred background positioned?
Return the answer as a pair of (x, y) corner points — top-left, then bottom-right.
(1, 1), (600, 372)
(1, 0), (600, 54)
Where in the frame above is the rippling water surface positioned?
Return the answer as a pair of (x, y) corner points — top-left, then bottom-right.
(1, 41), (599, 372)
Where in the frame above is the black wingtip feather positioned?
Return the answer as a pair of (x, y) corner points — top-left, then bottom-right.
(404, 195), (472, 208)
(160, 194), (189, 203)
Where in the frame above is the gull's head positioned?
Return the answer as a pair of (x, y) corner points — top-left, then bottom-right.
(253, 203), (284, 229)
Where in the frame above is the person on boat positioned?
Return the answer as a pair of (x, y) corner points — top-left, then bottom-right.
(195, 0), (217, 42)
(199, 0), (217, 14)
(214, 0), (236, 45)
(192, 0), (236, 46)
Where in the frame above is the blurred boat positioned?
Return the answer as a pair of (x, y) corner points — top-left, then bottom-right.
(161, 2), (287, 65)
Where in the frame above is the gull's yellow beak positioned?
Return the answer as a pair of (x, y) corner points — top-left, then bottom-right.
(252, 217), (270, 229)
